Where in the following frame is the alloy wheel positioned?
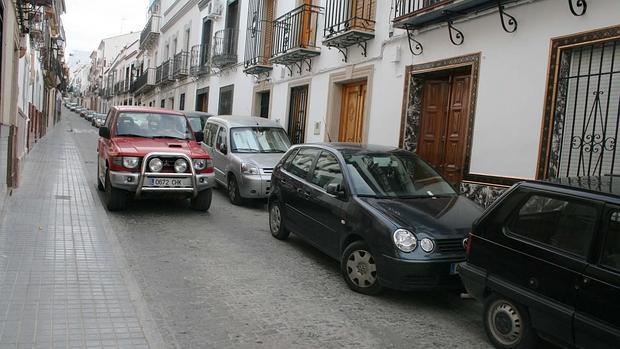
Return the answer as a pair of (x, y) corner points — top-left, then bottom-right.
(270, 204), (281, 234)
(487, 299), (523, 347)
(346, 250), (377, 288)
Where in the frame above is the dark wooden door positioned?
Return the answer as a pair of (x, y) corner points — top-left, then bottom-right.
(418, 74), (471, 184)
(288, 85), (309, 144)
(339, 81), (366, 143)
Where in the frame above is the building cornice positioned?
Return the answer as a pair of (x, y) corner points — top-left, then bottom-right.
(161, 0), (199, 33)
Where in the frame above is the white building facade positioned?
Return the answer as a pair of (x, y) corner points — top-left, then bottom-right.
(101, 0), (620, 205)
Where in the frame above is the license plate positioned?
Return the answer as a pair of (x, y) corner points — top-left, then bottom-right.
(148, 177), (191, 187)
(450, 263), (460, 275)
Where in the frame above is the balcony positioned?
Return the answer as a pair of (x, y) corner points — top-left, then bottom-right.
(190, 45), (211, 76)
(140, 15), (161, 49)
(132, 68), (156, 94)
(243, 5), (273, 75)
(173, 51), (189, 78)
(392, 0), (505, 29)
(160, 59), (174, 84)
(212, 28), (238, 68)
(155, 65), (162, 84)
(323, 0), (375, 59)
(271, 4), (322, 67)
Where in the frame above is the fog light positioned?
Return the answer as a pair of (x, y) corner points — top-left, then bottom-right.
(174, 159), (188, 173)
(420, 238), (435, 253)
(149, 158), (163, 172)
(126, 177), (133, 183)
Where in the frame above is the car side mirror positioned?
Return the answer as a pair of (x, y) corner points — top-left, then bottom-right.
(219, 143), (227, 154)
(99, 126), (110, 139)
(194, 131), (204, 142)
(326, 183), (346, 198)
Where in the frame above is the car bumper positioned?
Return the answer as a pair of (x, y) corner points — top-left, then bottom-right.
(457, 262), (487, 300)
(109, 171), (215, 194)
(377, 254), (465, 291)
(238, 174), (272, 199)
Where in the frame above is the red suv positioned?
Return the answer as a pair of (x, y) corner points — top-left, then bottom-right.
(97, 106), (215, 211)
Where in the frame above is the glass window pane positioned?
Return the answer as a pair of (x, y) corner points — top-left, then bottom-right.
(288, 149), (318, 179)
(310, 152), (343, 190)
(602, 210), (620, 271)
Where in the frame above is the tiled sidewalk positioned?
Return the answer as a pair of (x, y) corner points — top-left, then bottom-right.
(0, 120), (159, 348)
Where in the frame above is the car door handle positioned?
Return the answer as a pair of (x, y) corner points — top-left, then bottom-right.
(297, 188), (310, 198)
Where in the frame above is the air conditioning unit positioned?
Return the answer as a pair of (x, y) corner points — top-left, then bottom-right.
(205, 1), (222, 19)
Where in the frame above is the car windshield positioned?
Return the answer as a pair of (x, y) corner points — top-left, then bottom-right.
(343, 151), (456, 198)
(114, 112), (193, 140)
(230, 127), (290, 153)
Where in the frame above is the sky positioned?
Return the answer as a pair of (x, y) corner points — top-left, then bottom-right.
(62, 0), (149, 55)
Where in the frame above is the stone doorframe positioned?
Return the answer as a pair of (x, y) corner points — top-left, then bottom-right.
(399, 52), (485, 183)
(324, 65), (374, 143)
(251, 80), (273, 118)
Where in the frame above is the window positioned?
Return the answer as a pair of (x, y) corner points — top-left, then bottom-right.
(219, 85), (234, 115)
(215, 127), (228, 154)
(311, 151), (343, 190)
(204, 123), (219, 147)
(161, 99), (165, 108)
(541, 33), (620, 179)
(179, 93), (186, 110)
(288, 148), (319, 179)
(602, 210), (620, 271)
(200, 18), (213, 66)
(507, 194), (598, 257)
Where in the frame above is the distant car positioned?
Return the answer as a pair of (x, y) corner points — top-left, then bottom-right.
(459, 177), (620, 349)
(269, 143), (482, 295)
(97, 106), (214, 211)
(184, 111), (212, 134)
(94, 114), (106, 128)
(70, 105), (78, 112)
(202, 116), (291, 205)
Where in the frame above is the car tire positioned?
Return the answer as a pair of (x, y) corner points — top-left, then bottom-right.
(97, 162), (104, 191)
(104, 170), (127, 211)
(191, 189), (212, 212)
(341, 241), (383, 295)
(269, 200), (290, 240)
(483, 294), (538, 349)
(227, 176), (243, 205)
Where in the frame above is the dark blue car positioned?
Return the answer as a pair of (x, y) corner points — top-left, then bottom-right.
(268, 143), (482, 295)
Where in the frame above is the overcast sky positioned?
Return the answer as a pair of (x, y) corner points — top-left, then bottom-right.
(62, 0), (149, 54)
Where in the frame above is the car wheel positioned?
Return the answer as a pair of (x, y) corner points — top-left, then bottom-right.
(104, 170), (127, 211)
(483, 294), (537, 349)
(341, 241), (383, 295)
(228, 176), (243, 205)
(269, 200), (290, 240)
(191, 189), (212, 212)
(97, 162), (104, 191)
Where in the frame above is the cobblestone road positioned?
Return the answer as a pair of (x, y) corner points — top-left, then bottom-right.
(67, 108), (491, 349)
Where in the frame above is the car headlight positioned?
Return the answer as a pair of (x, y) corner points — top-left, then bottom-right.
(149, 158), (163, 172)
(174, 159), (188, 173)
(393, 229), (417, 253)
(420, 238), (435, 253)
(192, 159), (207, 170)
(241, 162), (259, 175)
(122, 157), (140, 169)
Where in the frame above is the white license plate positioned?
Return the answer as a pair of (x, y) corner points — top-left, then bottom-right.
(450, 263), (461, 275)
(148, 177), (191, 187)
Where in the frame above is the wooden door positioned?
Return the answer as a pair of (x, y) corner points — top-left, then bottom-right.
(339, 81), (367, 143)
(288, 85), (309, 144)
(417, 75), (471, 184)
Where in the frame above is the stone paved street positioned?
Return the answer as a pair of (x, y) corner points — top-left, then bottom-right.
(62, 107), (494, 349)
(0, 111), (164, 348)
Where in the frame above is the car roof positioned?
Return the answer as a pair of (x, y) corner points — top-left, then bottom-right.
(208, 115), (283, 128)
(521, 176), (620, 203)
(113, 106), (184, 115)
(184, 111), (213, 118)
(293, 143), (403, 154)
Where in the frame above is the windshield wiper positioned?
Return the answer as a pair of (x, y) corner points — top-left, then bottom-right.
(234, 148), (260, 152)
(117, 134), (152, 139)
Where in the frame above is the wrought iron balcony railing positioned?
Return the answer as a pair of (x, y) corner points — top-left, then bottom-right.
(190, 45), (211, 76)
(323, 0), (375, 61)
(173, 51), (189, 78)
(161, 59), (174, 84)
(212, 28), (238, 68)
(140, 15), (161, 49)
(271, 4), (322, 66)
(393, 0), (452, 21)
(243, 0), (274, 75)
(131, 68), (156, 94)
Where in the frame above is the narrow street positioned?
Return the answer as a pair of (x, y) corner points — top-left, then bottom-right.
(65, 108), (490, 348)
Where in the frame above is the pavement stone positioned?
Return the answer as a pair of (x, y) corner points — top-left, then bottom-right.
(0, 117), (163, 348)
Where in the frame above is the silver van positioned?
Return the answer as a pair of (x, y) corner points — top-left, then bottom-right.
(202, 116), (291, 204)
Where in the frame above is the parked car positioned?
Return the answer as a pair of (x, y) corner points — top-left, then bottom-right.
(70, 105), (78, 112)
(97, 106), (215, 211)
(269, 143), (482, 295)
(85, 111), (96, 122)
(202, 116), (291, 205)
(94, 114), (106, 128)
(184, 111), (212, 134)
(459, 177), (620, 349)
